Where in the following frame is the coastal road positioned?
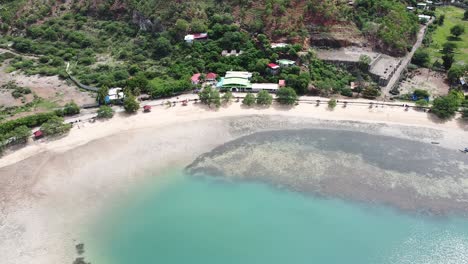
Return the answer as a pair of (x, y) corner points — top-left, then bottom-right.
(383, 18), (434, 97)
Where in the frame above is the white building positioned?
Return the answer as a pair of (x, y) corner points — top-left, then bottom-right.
(108, 88), (125, 100)
(251, 83), (279, 92)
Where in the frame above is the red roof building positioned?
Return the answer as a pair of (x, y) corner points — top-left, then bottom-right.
(191, 73), (201, 84)
(193, 33), (208, 39)
(278, 80), (286, 87)
(267, 63), (280, 70)
(206, 72), (217, 81)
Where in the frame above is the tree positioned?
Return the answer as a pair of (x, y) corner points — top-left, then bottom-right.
(199, 87), (221, 108)
(154, 37), (172, 58)
(41, 116), (72, 136)
(63, 101), (80, 116)
(97, 86), (109, 105)
(9, 125), (30, 144)
(123, 95), (139, 113)
(413, 89), (430, 99)
(222, 91), (233, 104)
(210, 89), (221, 108)
(442, 53), (454, 70)
(450, 24), (465, 38)
(97, 106), (114, 119)
(328, 99), (337, 110)
(431, 93), (462, 119)
(358, 55), (371, 70)
(276, 87), (298, 105)
(242, 93), (256, 107)
(438, 14), (445, 25)
(464, 10), (468, 21)
(361, 86), (381, 99)
(447, 65), (465, 83)
(441, 42), (456, 55)
(256, 90), (273, 106)
(412, 49), (430, 67)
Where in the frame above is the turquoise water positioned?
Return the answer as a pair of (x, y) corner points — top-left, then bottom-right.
(87, 172), (468, 264)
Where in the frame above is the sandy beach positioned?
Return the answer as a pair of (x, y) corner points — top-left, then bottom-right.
(1, 96), (468, 264)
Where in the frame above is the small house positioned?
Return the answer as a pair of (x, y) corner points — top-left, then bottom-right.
(407, 6), (415, 11)
(252, 83), (279, 93)
(418, 14), (431, 23)
(417, 3), (427, 10)
(206, 72), (217, 83)
(267, 63), (280, 74)
(184, 33), (208, 44)
(278, 80), (286, 87)
(271, 43), (289, 49)
(33, 130), (44, 139)
(277, 59), (296, 68)
(191, 73), (201, 85)
(106, 88), (125, 104)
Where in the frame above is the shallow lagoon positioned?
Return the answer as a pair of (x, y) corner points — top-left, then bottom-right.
(87, 172), (468, 264)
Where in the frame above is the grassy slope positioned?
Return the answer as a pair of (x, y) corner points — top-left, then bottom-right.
(426, 6), (468, 64)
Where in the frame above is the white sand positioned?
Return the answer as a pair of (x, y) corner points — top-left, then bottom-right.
(0, 95), (467, 264)
(1, 94), (467, 168)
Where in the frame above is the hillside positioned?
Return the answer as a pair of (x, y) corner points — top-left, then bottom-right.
(1, 0), (418, 55)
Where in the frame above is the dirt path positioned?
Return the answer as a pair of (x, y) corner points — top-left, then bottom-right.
(383, 18), (434, 97)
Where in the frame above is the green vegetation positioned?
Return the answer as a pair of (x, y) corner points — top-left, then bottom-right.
(41, 116), (72, 136)
(276, 88), (298, 105)
(256, 90), (273, 106)
(450, 24), (465, 38)
(361, 86), (381, 99)
(64, 101), (80, 116)
(354, 0), (419, 55)
(0, 112), (58, 135)
(97, 106), (114, 119)
(199, 87), (221, 108)
(415, 99), (429, 108)
(328, 99), (337, 110)
(1, 81), (31, 101)
(430, 90), (464, 119)
(123, 95), (140, 113)
(447, 64), (467, 83)
(423, 6), (468, 65)
(412, 49), (430, 67)
(242, 93), (256, 107)
(222, 91), (233, 105)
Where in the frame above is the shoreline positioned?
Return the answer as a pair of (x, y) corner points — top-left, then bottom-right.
(1, 94), (467, 168)
(0, 112), (467, 264)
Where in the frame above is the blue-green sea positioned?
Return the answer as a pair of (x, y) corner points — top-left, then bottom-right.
(86, 172), (468, 264)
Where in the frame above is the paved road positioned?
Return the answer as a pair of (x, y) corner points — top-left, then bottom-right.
(383, 18), (434, 97)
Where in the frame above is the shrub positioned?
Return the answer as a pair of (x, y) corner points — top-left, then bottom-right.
(328, 99), (337, 109)
(256, 90), (273, 106)
(340, 88), (353, 97)
(123, 95), (139, 113)
(415, 99), (429, 108)
(63, 101), (80, 116)
(0, 112), (57, 135)
(41, 116), (72, 136)
(413, 89), (430, 99)
(242, 93), (256, 107)
(412, 49), (430, 67)
(276, 87), (298, 105)
(97, 106), (114, 119)
(361, 86), (381, 99)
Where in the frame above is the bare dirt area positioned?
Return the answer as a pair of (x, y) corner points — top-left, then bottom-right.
(398, 68), (449, 98)
(0, 59), (95, 109)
